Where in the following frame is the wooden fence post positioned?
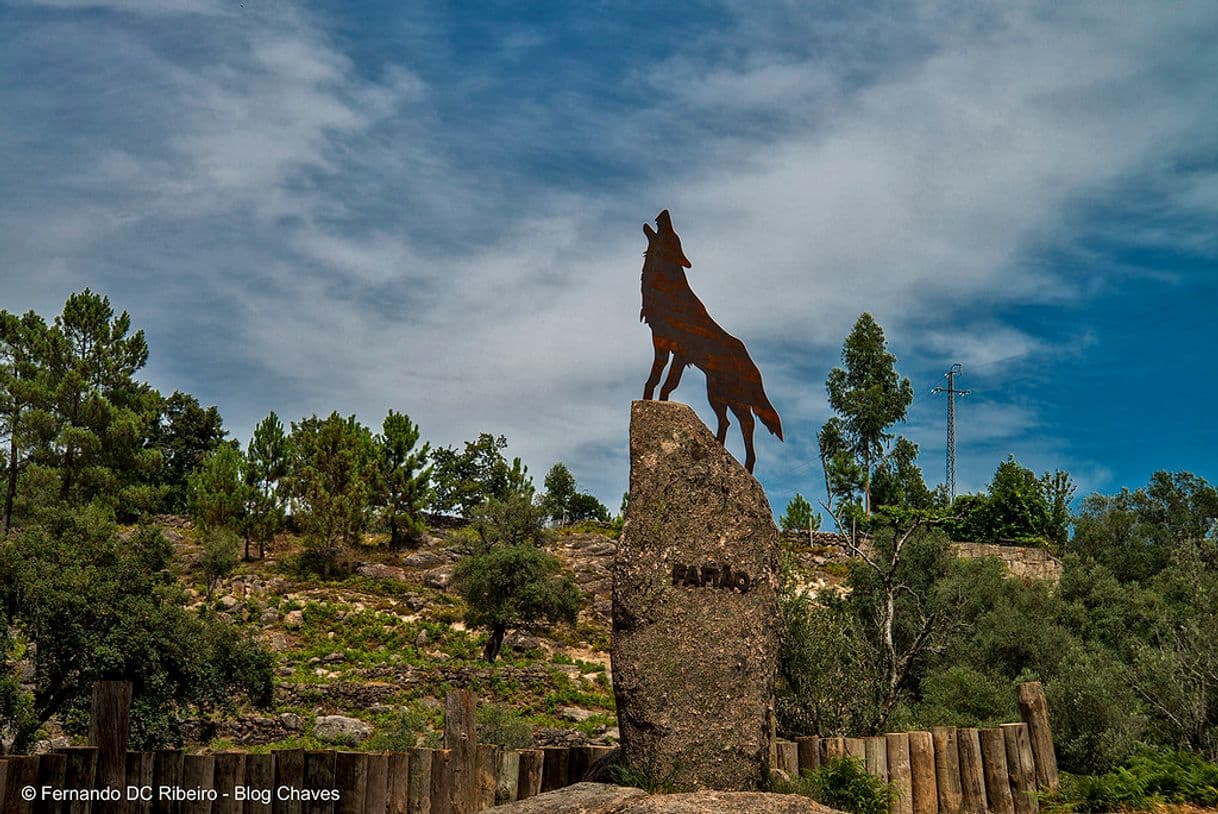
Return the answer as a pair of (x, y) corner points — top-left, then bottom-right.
(429, 749), (452, 814)
(931, 727), (963, 814)
(89, 680), (134, 804)
(4, 755), (39, 814)
(335, 751), (369, 814)
(1002, 723), (1039, 814)
(957, 728), (987, 814)
(366, 753), (390, 814)
(845, 738), (866, 761)
(125, 750), (154, 814)
(180, 754), (215, 814)
(908, 731), (937, 814)
(776, 741), (799, 777)
(796, 737), (820, 774)
(387, 752), (411, 814)
(475, 745), (499, 811)
(406, 748), (432, 814)
(443, 691), (477, 814)
(1016, 682), (1059, 791)
(273, 748), (305, 814)
(516, 750), (543, 801)
(303, 750), (336, 814)
(37, 753), (69, 811)
(979, 728), (1015, 814)
(495, 750), (520, 805)
(540, 748), (569, 794)
(885, 733), (912, 814)
(245, 752), (274, 814)
(213, 752), (246, 814)
(821, 736), (847, 763)
(152, 749), (183, 814)
(864, 736), (888, 780)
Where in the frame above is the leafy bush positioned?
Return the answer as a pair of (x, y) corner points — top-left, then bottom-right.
(777, 757), (895, 814)
(476, 703), (534, 749)
(367, 707), (429, 752)
(200, 526), (240, 598)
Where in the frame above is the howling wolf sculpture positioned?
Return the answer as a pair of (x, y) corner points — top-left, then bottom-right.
(639, 209), (782, 473)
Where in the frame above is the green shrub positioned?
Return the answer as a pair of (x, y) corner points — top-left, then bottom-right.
(367, 708), (429, 752)
(1047, 749), (1218, 812)
(475, 703), (534, 749)
(777, 757), (895, 814)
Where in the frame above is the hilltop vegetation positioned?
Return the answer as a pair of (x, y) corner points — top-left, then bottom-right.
(3, 290), (1217, 809)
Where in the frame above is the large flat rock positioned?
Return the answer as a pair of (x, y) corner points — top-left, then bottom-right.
(481, 784), (843, 814)
(611, 400), (781, 790)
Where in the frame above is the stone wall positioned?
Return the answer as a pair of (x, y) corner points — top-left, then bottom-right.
(950, 541), (1063, 582)
(782, 531), (1062, 583)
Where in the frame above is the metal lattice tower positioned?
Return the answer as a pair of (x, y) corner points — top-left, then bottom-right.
(932, 364), (970, 500)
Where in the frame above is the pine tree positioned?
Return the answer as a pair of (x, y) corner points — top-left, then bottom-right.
(244, 411), (290, 559)
(376, 410), (432, 550)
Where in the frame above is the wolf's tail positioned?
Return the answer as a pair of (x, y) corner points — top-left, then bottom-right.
(753, 386), (783, 441)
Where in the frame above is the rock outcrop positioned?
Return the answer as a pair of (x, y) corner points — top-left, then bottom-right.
(611, 400), (781, 791)
(480, 783), (844, 814)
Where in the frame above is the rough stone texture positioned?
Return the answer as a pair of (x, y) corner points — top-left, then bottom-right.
(476, 782), (646, 813)
(313, 714), (374, 744)
(611, 400), (781, 791)
(950, 542), (1063, 582)
(479, 784), (843, 814)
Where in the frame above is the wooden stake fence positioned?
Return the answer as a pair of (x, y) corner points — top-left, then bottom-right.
(0, 681), (1059, 813)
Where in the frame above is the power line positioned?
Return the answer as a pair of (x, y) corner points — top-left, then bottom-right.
(931, 363), (970, 500)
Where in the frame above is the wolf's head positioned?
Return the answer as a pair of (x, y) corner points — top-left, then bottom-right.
(643, 209), (691, 268)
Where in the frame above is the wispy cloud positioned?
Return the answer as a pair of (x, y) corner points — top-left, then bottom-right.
(2, 0), (1216, 505)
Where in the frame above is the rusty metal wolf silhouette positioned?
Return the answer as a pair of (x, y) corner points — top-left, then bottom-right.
(639, 209), (782, 473)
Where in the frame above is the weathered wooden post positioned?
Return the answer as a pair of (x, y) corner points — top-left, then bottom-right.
(245, 752), (274, 814)
(776, 741), (800, 776)
(4, 755), (39, 814)
(366, 753), (390, 814)
(335, 751), (369, 814)
(38, 753), (69, 811)
(908, 731), (938, 814)
(213, 752), (246, 814)
(1002, 723), (1039, 814)
(387, 752), (411, 814)
(429, 749), (452, 814)
(475, 745), (498, 810)
(931, 727), (963, 814)
(495, 750), (520, 805)
(864, 736), (888, 780)
(406, 748), (432, 814)
(303, 750), (336, 814)
(540, 748), (569, 793)
(179, 754), (215, 814)
(821, 736), (847, 763)
(796, 736), (821, 774)
(1016, 681), (1059, 791)
(979, 728), (1015, 814)
(443, 691), (477, 813)
(957, 728), (987, 814)
(516, 750), (543, 800)
(886, 733), (913, 814)
(273, 748), (306, 814)
(89, 680), (134, 803)
(152, 749), (183, 814)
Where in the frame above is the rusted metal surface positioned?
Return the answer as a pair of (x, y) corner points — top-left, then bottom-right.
(639, 209), (782, 473)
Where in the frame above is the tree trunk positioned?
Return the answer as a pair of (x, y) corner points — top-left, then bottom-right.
(243, 531), (251, 561)
(4, 433), (17, 533)
(483, 624), (506, 662)
(389, 520), (404, 551)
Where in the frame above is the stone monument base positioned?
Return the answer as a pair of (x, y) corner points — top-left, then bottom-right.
(611, 400), (781, 790)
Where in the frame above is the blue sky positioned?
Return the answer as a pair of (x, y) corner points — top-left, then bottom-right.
(2, 0), (1216, 516)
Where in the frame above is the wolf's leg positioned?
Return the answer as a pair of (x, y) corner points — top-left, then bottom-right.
(731, 404), (756, 473)
(711, 400), (730, 444)
(644, 343), (669, 399)
(659, 355), (687, 400)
